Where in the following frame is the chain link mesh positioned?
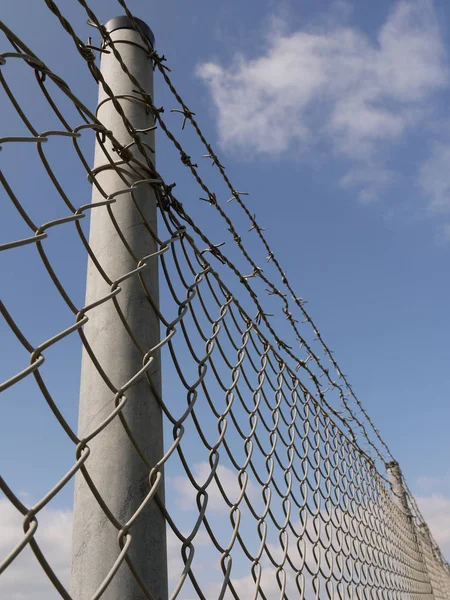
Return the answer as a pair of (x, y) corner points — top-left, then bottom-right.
(1, 2), (449, 598)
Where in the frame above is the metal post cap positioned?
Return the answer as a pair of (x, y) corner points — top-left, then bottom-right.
(104, 15), (155, 47)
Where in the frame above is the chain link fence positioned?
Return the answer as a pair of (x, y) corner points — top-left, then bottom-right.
(1, 1), (450, 598)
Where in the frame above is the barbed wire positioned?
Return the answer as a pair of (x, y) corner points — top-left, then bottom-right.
(1, 3), (449, 600)
(111, 0), (394, 465)
(37, 0), (385, 472)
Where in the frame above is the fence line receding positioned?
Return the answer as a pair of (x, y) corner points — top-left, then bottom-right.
(1, 2), (449, 599)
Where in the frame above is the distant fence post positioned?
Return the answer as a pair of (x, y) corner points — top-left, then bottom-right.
(70, 15), (167, 600)
(386, 461), (409, 512)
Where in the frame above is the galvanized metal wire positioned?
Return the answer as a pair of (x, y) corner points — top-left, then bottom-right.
(1, 3), (449, 599)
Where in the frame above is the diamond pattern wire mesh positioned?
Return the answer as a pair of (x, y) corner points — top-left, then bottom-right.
(1, 2), (450, 599)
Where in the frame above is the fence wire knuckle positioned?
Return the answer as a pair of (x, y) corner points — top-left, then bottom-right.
(1, 4), (449, 600)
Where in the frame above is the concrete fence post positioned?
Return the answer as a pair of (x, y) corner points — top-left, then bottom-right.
(70, 15), (168, 600)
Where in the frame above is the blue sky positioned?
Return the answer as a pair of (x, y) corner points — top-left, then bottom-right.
(1, 0), (450, 597)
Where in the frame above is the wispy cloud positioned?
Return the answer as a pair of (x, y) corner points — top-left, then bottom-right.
(0, 499), (72, 600)
(416, 493), (450, 556)
(197, 0), (448, 202)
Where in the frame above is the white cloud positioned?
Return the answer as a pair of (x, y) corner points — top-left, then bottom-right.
(197, 0), (447, 200)
(4, 478), (449, 598)
(416, 493), (450, 557)
(0, 496), (213, 598)
(0, 499), (72, 600)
